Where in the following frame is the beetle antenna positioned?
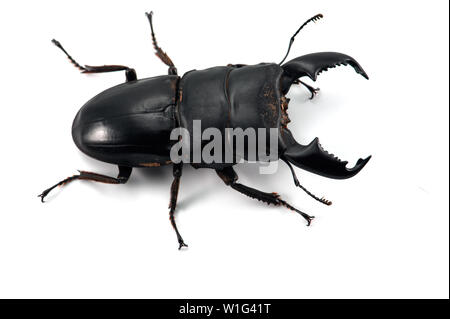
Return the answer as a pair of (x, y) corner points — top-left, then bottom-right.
(279, 14), (323, 65)
(145, 11), (177, 75)
(282, 156), (332, 206)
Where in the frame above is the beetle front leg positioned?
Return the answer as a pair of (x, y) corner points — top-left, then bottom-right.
(216, 166), (315, 226)
(293, 79), (320, 99)
(169, 163), (188, 250)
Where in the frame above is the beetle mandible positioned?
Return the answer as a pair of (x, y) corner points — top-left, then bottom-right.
(39, 12), (371, 249)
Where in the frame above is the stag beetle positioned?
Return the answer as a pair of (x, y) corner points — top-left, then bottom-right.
(39, 12), (371, 249)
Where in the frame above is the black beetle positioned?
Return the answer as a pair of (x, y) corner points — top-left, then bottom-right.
(39, 12), (371, 249)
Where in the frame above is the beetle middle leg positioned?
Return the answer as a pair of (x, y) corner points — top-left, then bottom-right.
(168, 163), (188, 250)
(216, 166), (315, 225)
(38, 166), (132, 202)
(51, 39), (137, 82)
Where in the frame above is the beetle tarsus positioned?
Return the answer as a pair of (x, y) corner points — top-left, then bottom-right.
(169, 164), (188, 250)
(38, 167), (132, 202)
(216, 167), (315, 226)
(51, 38), (137, 82)
(145, 11), (177, 75)
(38, 189), (52, 203)
(277, 198), (315, 225)
(38, 174), (79, 202)
(294, 79), (320, 99)
(307, 86), (320, 100)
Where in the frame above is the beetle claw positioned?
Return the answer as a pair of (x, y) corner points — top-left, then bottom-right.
(38, 189), (51, 203)
(309, 87), (320, 100)
(178, 241), (189, 250)
(305, 215), (315, 226)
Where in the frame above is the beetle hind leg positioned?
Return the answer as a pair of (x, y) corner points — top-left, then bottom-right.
(216, 167), (314, 226)
(38, 166), (132, 202)
(51, 39), (137, 82)
(168, 164), (188, 250)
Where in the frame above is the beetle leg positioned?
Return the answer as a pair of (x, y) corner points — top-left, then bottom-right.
(216, 167), (315, 226)
(38, 166), (132, 202)
(51, 39), (137, 82)
(293, 79), (320, 99)
(169, 163), (188, 250)
(145, 11), (177, 75)
(299, 80), (320, 100)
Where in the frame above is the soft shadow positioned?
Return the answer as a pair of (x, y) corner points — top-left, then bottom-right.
(176, 186), (217, 211)
(134, 166), (172, 185)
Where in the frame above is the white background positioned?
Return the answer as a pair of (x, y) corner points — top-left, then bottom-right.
(0, 0), (448, 299)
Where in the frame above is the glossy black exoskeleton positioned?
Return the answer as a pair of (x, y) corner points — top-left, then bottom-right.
(40, 13), (371, 249)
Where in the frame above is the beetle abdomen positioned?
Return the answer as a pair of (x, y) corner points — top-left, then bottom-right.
(72, 75), (179, 167)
